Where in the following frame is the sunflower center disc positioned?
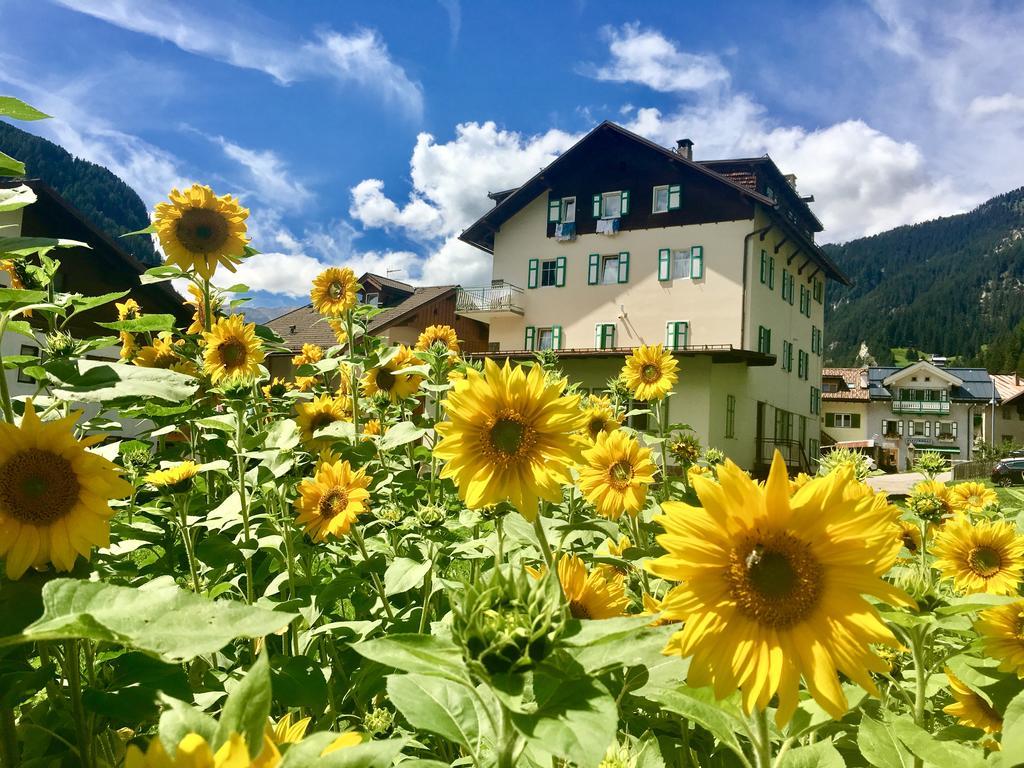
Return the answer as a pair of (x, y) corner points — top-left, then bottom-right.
(220, 340), (248, 368)
(329, 281), (343, 299)
(727, 531), (823, 628)
(901, 531), (918, 553)
(570, 600), (591, 620)
(319, 489), (349, 519)
(640, 364), (661, 383)
(0, 449), (80, 526)
(609, 460), (634, 486)
(309, 412), (338, 432)
(375, 369), (397, 392)
(176, 208), (229, 254)
(588, 418), (606, 441)
(490, 418), (525, 455)
(968, 546), (1003, 577)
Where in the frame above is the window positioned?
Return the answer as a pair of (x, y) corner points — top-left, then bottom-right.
(589, 252), (630, 285)
(782, 270), (794, 304)
(561, 197), (575, 224)
(882, 419), (902, 437)
(813, 279), (823, 304)
(800, 285), (810, 316)
(540, 259), (558, 287)
(725, 394), (736, 439)
(757, 325), (772, 355)
(595, 323), (616, 350)
(759, 250), (777, 288)
(774, 408), (794, 441)
(672, 249), (690, 279)
(17, 344), (38, 385)
(652, 184), (681, 213)
(811, 326), (822, 355)
(659, 247), (703, 280)
(537, 328), (554, 350)
(525, 326), (562, 351)
(798, 350), (809, 380)
(781, 340), (793, 372)
(822, 380), (840, 393)
(810, 386), (821, 415)
(529, 256), (566, 288)
(364, 292), (380, 307)
(907, 420), (931, 437)
(769, 255), (776, 289)
(666, 321), (689, 350)
(760, 250), (769, 284)
(809, 438), (820, 460)
(935, 421), (958, 439)
(825, 413), (860, 429)
(594, 190), (630, 219)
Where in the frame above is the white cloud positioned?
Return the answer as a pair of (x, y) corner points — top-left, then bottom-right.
(349, 179), (442, 237)
(211, 136), (312, 210)
(50, 0), (424, 117)
(968, 93), (1024, 116)
(585, 23), (729, 93)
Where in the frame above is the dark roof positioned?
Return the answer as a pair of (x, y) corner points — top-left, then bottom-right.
(265, 284), (456, 353)
(866, 367), (995, 402)
(457, 120), (848, 285)
(465, 345), (776, 367)
(359, 272), (414, 294)
(699, 157), (824, 232)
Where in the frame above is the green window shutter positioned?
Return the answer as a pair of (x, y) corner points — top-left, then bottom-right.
(527, 258), (539, 289)
(658, 248), (671, 281)
(592, 194), (602, 218)
(767, 328), (772, 355)
(587, 253), (600, 285)
(594, 324), (602, 348)
(617, 251), (630, 283)
(555, 255), (566, 287)
(524, 326), (535, 350)
(787, 273), (794, 305)
(768, 257), (775, 289)
(760, 250), (767, 284)
(667, 184), (681, 210)
(666, 321), (675, 349)
(690, 245), (704, 279)
(825, 413), (835, 428)
(552, 325), (563, 350)
(548, 198), (561, 223)
(620, 190), (630, 215)
(605, 324), (616, 349)
(679, 321), (689, 348)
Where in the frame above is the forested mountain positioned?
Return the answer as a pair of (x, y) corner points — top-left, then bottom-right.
(823, 187), (1024, 367)
(0, 121), (158, 265)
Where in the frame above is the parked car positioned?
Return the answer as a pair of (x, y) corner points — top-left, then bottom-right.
(991, 458), (1024, 486)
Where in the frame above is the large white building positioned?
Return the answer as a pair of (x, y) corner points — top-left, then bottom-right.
(456, 122), (847, 474)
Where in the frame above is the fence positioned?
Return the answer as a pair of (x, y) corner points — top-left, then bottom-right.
(951, 460), (996, 481)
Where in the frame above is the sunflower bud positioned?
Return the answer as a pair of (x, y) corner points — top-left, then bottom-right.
(599, 743), (636, 768)
(703, 447), (726, 466)
(363, 706), (393, 735)
(220, 377), (253, 399)
(415, 503), (446, 529)
(906, 492), (947, 524)
(668, 434), (701, 464)
(45, 330), (77, 358)
(374, 503), (405, 528)
(452, 568), (566, 680)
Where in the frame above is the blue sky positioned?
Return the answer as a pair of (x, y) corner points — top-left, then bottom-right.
(2, 0), (1024, 306)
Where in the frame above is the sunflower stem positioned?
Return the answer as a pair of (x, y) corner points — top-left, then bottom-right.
(656, 399), (671, 502)
(62, 641), (94, 768)
(234, 403), (255, 606)
(345, 311), (361, 436)
(0, 705), (17, 768)
(750, 707), (772, 768)
(176, 495), (202, 594)
(908, 625), (929, 768)
(417, 544), (436, 634)
(201, 276), (213, 332)
(0, 313), (15, 424)
(351, 525), (395, 621)
(532, 513), (555, 569)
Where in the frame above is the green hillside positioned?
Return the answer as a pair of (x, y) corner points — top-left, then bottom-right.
(0, 120), (159, 265)
(823, 187), (1024, 367)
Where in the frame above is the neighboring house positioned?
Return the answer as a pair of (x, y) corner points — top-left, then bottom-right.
(265, 273), (489, 380)
(456, 121), (848, 474)
(0, 179), (190, 398)
(821, 360), (996, 470)
(991, 373), (1024, 445)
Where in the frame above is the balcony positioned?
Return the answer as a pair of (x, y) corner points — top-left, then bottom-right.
(891, 400), (950, 415)
(455, 282), (524, 321)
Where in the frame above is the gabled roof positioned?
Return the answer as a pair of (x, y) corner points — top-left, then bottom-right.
(991, 373), (1024, 405)
(457, 120), (848, 284)
(868, 366), (994, 402)
(359, 272), (414, 294)
(821, 367), (870, 401)
(699, 156), (824, 232)
(883, 360), (963, 388)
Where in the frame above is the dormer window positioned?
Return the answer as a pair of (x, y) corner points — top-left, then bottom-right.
(593, 190), (630, 219)
(652, 184), (681, 213)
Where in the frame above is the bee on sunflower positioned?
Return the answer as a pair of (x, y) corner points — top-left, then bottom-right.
(578, 429), (657, 520)
(296, 394), (350, 443)
(646, 452), (914, 725)
(976, 600), (1024, 676)
(294, 459), (372, 540)
(434, 359), (587, 517)
(0, 401), (133, 579)
(311, 267), (359, 317)
(415, 324), (460, 355)
(362, 345), (424, 403)
(620, 344), (679, 401)
(931, 517), (1024, 595)
(202, 314), (264, 385)
(154, 184), (249, 279)
(527, 554), (629, 620)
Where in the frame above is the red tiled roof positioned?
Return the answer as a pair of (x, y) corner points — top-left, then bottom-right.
(821, 366), (870, 401)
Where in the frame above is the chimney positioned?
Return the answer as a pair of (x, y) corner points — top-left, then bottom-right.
(783, 173), (797, 189)
(675, 138), (693, 161)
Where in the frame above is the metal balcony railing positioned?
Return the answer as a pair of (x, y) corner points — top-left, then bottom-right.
(891, 400), (950, 415)
(455, 282), (524, 314)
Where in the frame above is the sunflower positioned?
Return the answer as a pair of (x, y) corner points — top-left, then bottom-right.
(310, 267), (358, 317)
(0, 401), (133, 579)
(580, 395), (622, 443)
(293, 343), (324, 367)
(296, 395), (350, 443)
(362, 346), (424, 403)
(328, 318), (348, 346)
(322, 733), (363, 755)
(262, 377), (291, 398)
(898, 519), (924, 554)
(145, 461), (200, 491)
(294, 459), (372, 540)
(119, 331), (137, 361)
(415, 324), (461, 354)
(125, 732), (280, 768)
(932, 517), (1024, 595)
(269, 713), (311, 745)
(0, 258), (25, 290)
(977, 601), (1024, 676)
(620, 344), (679, 401)
(133, 332), (196, 375)
(434, 358), (587, 517)
(116, 298), (142, 321)
(528, 554), (629, 620)
(641, 590), (682, 626)
(949, 481), (999, 515)
(154, 185), (249, 280)
(579, 429), (656, 520)
(294, 375), (318, 392)
(202, 315), (264, 384)
(362, 419), (382, 440)
(790, 472), (813, 494)
(943, 669), (1002, 733)
(184, 283), (222, 335)
(646, 451), (913, 725)
(687, 464), (714, 485)
(598, 535), (632, 559)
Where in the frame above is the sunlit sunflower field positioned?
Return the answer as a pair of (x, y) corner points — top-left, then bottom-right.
(1, 97), (1024, 768)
